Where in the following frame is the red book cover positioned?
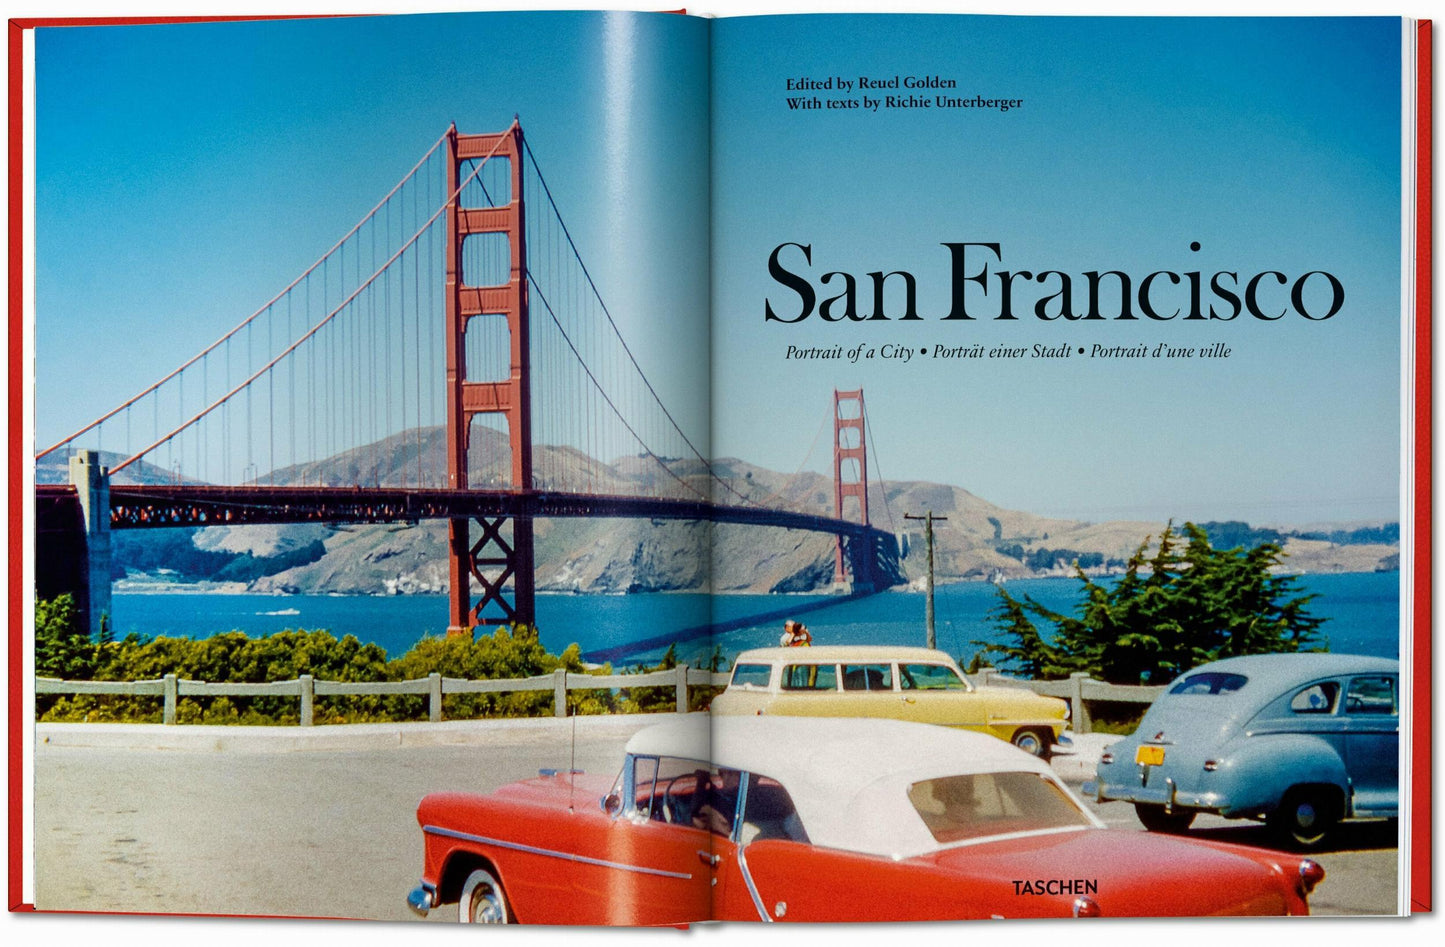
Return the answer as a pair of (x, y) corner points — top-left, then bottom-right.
(5, 5), (1435, 942)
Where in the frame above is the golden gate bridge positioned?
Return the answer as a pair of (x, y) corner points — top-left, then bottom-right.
(35, 122), (902, 642)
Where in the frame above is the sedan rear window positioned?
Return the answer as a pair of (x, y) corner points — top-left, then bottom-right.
(1290, 682), (1339, 714)
(1169, 672), (1248, 696)
(908, 772), (1093, 844)
(730, 664), (773, 689)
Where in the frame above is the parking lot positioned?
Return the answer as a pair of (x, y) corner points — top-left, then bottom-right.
(30, 717), (1401, 921)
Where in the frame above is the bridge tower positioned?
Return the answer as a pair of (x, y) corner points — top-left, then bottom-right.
(832, 389), (870, 588)
(445, 123), (535, 634)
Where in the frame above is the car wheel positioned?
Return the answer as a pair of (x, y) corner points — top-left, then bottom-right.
(1134, 803), (1196, 834)
(1010, 728), (1052, 761)
(459, 868), (510, 924)
(1271, 789), (1338, 850)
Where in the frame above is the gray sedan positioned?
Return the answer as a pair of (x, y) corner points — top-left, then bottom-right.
(1085, 653), (1398, 849)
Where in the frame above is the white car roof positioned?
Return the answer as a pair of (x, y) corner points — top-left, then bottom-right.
(731, 645), (964, 665)
(623, 715), (1080, 858)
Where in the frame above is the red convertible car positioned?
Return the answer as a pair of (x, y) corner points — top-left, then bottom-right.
(406, 716), (1323, 924)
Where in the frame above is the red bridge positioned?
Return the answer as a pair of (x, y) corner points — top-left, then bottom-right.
(35, 123), (902, 640)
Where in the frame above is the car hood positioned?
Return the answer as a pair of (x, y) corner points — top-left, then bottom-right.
(918, 828), (1301, 916)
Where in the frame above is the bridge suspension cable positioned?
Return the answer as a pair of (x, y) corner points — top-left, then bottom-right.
(40, 124), (876, 526)
(36, 129), (451, 467)
(101, 133), (514, 480)
(519, 138), (757, 508)
(861, 397), (898, 533)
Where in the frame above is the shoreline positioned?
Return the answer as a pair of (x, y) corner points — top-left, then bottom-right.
(111, 566), (1403, 597)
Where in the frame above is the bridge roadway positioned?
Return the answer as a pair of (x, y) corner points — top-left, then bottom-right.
(35, 484), (891, 543)
(31, 717), (1399, 922)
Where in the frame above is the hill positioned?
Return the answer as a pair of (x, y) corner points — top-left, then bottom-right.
(102, 427), (1400, 595)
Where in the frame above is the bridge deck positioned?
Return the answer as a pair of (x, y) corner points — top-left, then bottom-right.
(35, 483), (890, 541)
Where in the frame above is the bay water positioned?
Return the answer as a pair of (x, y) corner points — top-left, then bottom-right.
(110, 571), (1402, 670)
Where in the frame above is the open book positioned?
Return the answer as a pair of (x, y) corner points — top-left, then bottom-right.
(10, 5), (1430, 933)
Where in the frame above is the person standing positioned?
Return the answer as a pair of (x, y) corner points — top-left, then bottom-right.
(780, 620), (813, 647)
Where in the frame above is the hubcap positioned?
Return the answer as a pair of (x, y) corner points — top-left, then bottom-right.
(470, 888), (505, 923)
(1295, 802), (1317, 829)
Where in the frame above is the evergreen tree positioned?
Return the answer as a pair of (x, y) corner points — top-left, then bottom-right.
(980, 523), (1324, 684)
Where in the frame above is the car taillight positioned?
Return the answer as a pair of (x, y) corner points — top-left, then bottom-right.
(1299, 859), (1325, 894)
(1203, 759), (1219, 771)
(1072, 896), (1102, 918)
(1099, 752), (1114, 764)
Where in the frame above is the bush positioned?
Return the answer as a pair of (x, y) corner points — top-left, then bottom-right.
(34, 613), (712, 724)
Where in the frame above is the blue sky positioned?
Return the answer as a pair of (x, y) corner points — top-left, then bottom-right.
(33, 10), (711, 465)
(31, 12), (1408, 525)
(711, 15), (1405, 525)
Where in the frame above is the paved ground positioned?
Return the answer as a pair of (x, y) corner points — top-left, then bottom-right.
(30, 719), (1401, 921)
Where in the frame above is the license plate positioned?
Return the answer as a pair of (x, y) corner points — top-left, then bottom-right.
(1135, 745), (1166, 766)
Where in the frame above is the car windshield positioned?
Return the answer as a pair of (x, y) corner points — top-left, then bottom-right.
(907, 772), (1093, 844)
(1168, 672), (1248, 696)
(899, 663), (968, 690)
(630, 756), (741, 836)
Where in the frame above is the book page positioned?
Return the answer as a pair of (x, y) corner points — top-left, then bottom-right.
(20, 8), (714, 925)
(709, 11), (1412, 922)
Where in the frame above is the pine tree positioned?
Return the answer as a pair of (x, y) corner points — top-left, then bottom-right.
(980, 522), (1324, 684)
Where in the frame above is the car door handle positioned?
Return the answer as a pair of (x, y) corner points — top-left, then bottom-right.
(901, 696), (916, 704)
(697, 849), (721, 867)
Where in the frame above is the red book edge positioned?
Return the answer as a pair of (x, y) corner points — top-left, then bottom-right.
(1411, 16), (1432, 918)
(5, 14), (24, 918)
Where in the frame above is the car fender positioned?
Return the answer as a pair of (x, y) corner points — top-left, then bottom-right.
(1204, 733), (1349, 816)
(974, 690), (1069, 735)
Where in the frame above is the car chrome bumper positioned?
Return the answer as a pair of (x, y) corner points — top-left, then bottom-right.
(1089, 778), (1224, 813)
(406, 882), (438, 918)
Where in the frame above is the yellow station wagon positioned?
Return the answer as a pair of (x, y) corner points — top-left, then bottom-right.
(711, 646), (1070, 759)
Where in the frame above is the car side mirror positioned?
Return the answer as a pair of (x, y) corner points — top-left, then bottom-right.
(602, 792), (623, 817)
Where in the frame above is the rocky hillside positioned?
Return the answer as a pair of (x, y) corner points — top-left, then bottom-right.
(102, 427), (1400, 594)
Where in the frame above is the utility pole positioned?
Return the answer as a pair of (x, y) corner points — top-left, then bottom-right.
(903, 511), (947, 649)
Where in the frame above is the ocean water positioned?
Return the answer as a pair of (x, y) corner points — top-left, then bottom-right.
(109, 570), (1402, 669)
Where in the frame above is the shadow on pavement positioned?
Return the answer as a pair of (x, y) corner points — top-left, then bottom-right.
(1166, 816), (1399, 854)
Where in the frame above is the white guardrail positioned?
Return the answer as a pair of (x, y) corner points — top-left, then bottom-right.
(971, 669), (1166, 733)
(37, 667), (1161, 732)
(36, 667), (734, 726)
